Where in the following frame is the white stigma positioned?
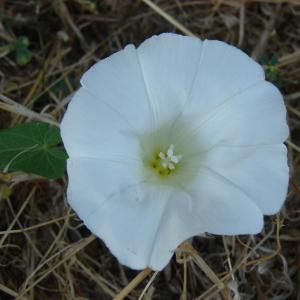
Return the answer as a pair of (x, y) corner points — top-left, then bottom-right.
(158, 144), (182, 170)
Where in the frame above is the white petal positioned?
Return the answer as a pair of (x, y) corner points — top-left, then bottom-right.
(148, 169), (264, 269)
(201, 144), (289, 215)
(184, 39), (265, 120)
(80, 44), (154, 133)
(147, 189), (195, 270)
(177, 81), (288, 150)
(85, 184), (173, 270)
(66, 158), (141, 220)
(137, 33), (203, 125)
(66, 158), (263, 271)
(184, 168), (264, 235)
(61, 88), (140, 159)
(67, 157), (177, 270)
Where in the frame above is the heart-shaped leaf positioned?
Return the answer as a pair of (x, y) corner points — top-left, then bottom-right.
(0, 122), (67, 179)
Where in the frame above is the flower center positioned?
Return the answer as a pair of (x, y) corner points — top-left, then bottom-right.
(150, 144), (182, 177)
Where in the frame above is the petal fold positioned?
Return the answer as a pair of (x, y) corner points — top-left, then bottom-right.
(80, 44), (154, 133)
(67, 157), (141, 220)
(137, 33), (203, 125)
(67, 157), (175, 270)
(201, 144), (289, 215)
(184, 39), (265, 120)
(177, 81), (288, 150)
(185, 168), (264, 235)
(61, 88), (140, 159)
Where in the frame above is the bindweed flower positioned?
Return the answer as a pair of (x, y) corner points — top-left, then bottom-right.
(61, 33), (289, 271)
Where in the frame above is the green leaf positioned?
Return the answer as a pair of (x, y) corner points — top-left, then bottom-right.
(0, 122), (67, 179)
(14, 36), (32, 66)
(16, 47), (32, 66)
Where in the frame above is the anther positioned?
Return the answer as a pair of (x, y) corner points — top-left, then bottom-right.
(159, 144), (182, 171)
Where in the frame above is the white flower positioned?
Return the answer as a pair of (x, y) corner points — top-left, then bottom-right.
(61, 33), (289, 271)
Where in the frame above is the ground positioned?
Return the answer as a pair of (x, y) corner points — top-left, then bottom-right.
(0, 1), (300, 299)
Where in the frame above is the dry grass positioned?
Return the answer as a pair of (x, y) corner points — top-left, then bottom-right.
(0, 0), (300, 299)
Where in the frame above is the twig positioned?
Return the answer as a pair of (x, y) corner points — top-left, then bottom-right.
(238, 2), (245, 46)
(286, 140), (300, 153)
(0, 188), (36, 249)
(278, 49), (300, 67)
(76, 258), (117, 298)
(138, 270), (159, 300)
(195, 225), (277, 300)
(180, 253), (188, 300)
(113, 268), (153, 300)
(54, 0), (89, 51)
(17, 235), (96, 299)
(286, 91), (300, 101)
(141, 0), (196, 37)
(243, 214), (282, 267)
(180, 242), (224, 289)
(0, 94), (60, 127)
(0, 283), (28, 300)
(287, 104), (300, 118)
(0, 213), (76, 235)
(251, 12), (277, 60)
